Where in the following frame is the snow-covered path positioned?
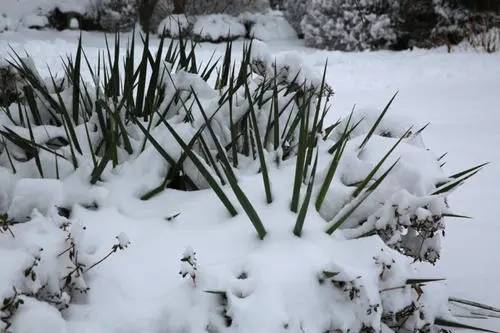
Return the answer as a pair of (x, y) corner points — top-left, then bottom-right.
(1, 30), (499, 330)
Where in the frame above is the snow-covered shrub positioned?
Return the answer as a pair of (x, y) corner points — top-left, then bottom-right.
(432, 0), (473, 45)
(142, 0), (175, 32)
(432, 0), (500, 49)
(283, 0), (309, 36)
(240, 11), (298, 41)
(192, 14), (247, 42)
(156, 12), (299, 42)
(1, 0), (97, 32)
(147, 0), (270, 32)
(0, 208), (129, 331)
(0, 34), (492, 332)
(185, 0), (270, 16)
(302, 0), (399, 51)
(395, 0), (439, 49)
(97, 0), (137, 32)
(21, 14), (49, 29)
(157, 14), (190, 37)
(468, 26), (500, 52)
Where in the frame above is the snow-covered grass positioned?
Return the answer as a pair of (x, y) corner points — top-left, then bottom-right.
(0, 30), (499, 332)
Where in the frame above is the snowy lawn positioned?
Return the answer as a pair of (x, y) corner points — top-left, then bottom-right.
(0, 30), (499, 331)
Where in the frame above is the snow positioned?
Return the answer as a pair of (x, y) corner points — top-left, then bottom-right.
(115, 232), (130, 249)
(192, 14), (247, 42)
(21, 14), (49, 29)
(0, 0), (91, 31)
(0, 14), (14, 32)
(0, 30), (499, 332)
(69, 18), (79, 30)
(10, 297), (66, 333)
(157, 14), (190, 38)
(158, 11), (297, 42)
(7, 178), (63, 221)
(241, 11), (298, 41)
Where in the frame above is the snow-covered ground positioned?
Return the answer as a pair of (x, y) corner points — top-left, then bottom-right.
(0, 30), (499, 331)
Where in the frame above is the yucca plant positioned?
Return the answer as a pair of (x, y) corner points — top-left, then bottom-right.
(0, 32), (488, 243)
(0, 32), (496, 333)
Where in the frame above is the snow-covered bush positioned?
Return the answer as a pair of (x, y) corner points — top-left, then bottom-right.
(192, 14), (247, 42)
(0, 0), (140, 32)
(283, 0), (309, 36)
(147, 0), (270, 32)
(157, 12), (299, 42)
(394, 0), (439, 49)
(0, 34), (493, 332)
(157, 14), (190, 37)
(302, 0), (399, 51)
(0, 208), (129, 331)
(468, 26), (500, 52)
(1, 0), (95, 32)
(432, 0), (473, 45)
(143, 0), (175, 32)
(185, 0), (270, 16)
(97, 0), (137, 32)
(241, 11), (298, 41)
(21, 15), (49, 29)
(432, 0), (500, 49)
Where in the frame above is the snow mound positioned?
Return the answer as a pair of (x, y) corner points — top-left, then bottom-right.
(157, 14), (190, 38)
(192, 14), (247, 42)
(241, 11), (298, 41)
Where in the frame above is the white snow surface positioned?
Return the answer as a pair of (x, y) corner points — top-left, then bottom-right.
(241, 11), (298, 41)
(157, 14), (190, 38)
(0, 31), (499, 332)
(192, 14), (247, 42)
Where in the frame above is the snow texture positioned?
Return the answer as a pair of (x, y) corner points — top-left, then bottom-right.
(192, 14), (248, 42)
(241, 11), (298, 41)
(157, 14), (190, 38)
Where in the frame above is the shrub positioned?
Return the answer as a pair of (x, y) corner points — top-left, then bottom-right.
(191, 14), (247, 42)
(302, 0), (399, 51)
(0, 34), (493, 332)
(148, 0), (270, 32)
(283, 0), (309, 37)
(433, 0), (500, 49)
(468, 26), (500, 52)
(97, 0), (138, 32)
(157, 14), (190, 37)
